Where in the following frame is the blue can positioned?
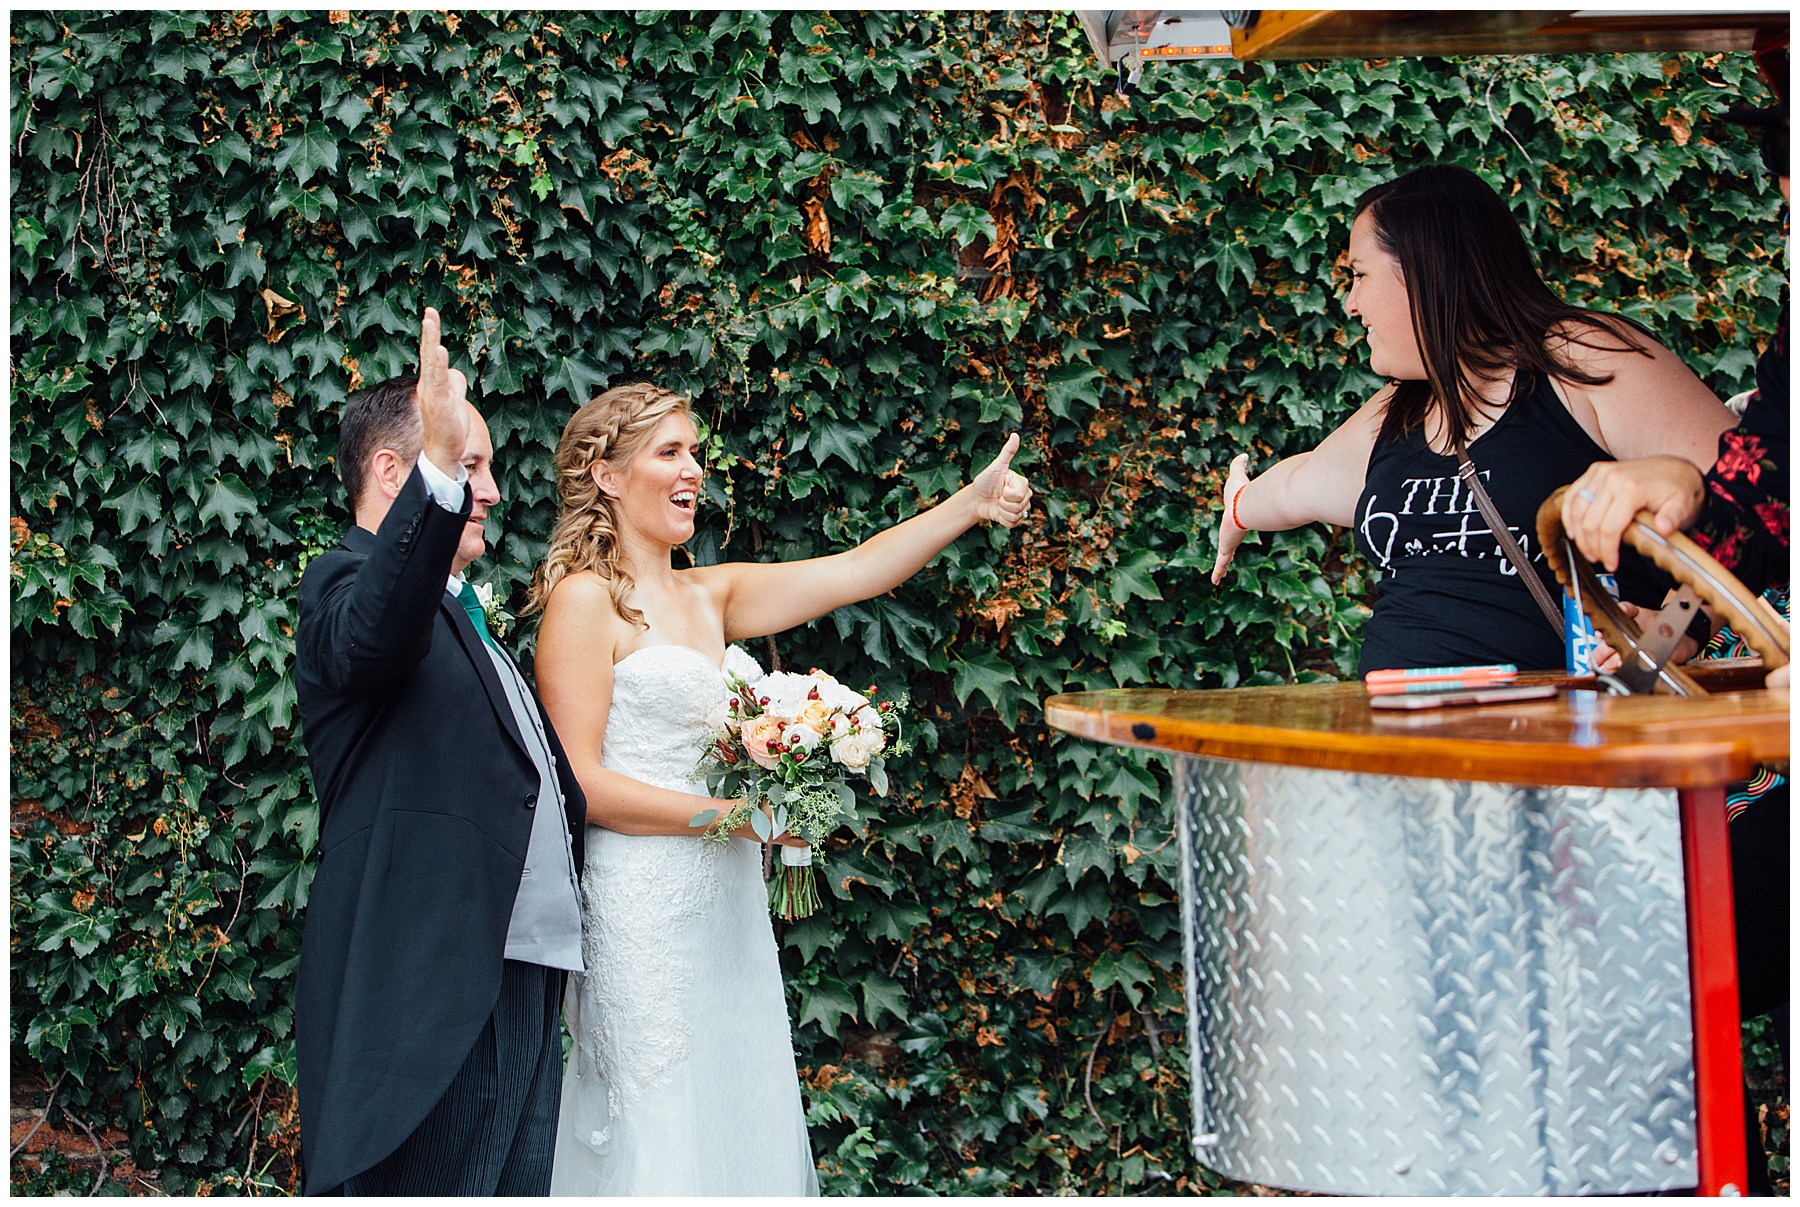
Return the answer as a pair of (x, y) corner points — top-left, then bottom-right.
(1564, 572), (1619, 676)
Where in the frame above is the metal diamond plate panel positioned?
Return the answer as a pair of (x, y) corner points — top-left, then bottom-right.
(1174, 756), (1696, 1195)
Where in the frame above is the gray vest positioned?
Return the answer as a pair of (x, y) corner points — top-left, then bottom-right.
(461, 591), (585, 971)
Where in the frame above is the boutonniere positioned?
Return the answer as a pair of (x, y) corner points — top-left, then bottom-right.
(473, 581), (512, 639)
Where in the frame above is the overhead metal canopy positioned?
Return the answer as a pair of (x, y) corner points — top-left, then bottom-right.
(1077, 10), (1241, 70)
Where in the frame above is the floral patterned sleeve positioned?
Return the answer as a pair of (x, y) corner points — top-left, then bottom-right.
(1691, 308), (1789, 596)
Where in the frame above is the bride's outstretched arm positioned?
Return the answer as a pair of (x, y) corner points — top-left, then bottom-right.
(715, 432), (1033, 641)
(536, 574), (796, 841)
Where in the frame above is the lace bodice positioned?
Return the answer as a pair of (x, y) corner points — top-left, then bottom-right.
(598, 645), (738, 792)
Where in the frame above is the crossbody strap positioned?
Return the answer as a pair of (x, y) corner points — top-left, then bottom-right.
(1452, 437), (1566, 640)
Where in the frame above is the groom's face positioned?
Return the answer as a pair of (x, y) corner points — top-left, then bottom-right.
(452, 406), (500, 574)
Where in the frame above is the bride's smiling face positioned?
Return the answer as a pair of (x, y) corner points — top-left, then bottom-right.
(596, 410), (703, 545)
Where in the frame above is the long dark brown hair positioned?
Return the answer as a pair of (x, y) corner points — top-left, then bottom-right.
(1354, 164), (1652, 449)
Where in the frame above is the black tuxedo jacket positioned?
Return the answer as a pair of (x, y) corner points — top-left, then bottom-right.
(292, 467), (586, 1194)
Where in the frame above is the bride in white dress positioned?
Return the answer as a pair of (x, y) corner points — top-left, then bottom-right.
(529, 383), (1032, 1195)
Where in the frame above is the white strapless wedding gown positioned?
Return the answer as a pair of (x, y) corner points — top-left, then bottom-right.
(550, 644), (818, 1196)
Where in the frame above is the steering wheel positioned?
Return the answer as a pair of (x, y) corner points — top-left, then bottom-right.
(1536, 486), (1790, 697)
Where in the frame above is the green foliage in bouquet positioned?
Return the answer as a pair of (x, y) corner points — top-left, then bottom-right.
(10, 8), (1783, 1195)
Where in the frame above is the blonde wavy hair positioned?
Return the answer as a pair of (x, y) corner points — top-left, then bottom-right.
(525, 382), (693, 626)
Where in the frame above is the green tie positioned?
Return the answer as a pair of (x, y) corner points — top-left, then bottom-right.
(457, 581), (499, 650)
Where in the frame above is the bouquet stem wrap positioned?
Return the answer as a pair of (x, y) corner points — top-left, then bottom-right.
(771, 841), (820, 920)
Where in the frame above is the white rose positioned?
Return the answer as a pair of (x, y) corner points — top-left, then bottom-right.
(814, 676), (867, 713)
(723, 644), (764, 683)
(782, 722), (824, 754)
(853, 705), (883, 733)
(829, 730), (882, 772)
(759, 672), (815, 721)
(827, 712), (854, 740)
(472, 582), (496, 609)
(704, 700), (736, 736)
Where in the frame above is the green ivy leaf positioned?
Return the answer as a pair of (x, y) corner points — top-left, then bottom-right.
(273, 121), (340, 184)
(1008, 951), (1071, 996)
(808, 421), (871, 471)
(860, 898), (927, 943)
(951, 646), (1015, 713)
(239, 1043), (297, 1088)
(173, 626), (215, 673)
(858, 971), (909, 1026)
(247, 851), (315, 911)
(1088, 949), (1154, 1008)
(797, 974), (859, 1038)
(103, 479), (163, 535)
(14, 214), (48, 260)
(937, 201), (998, 246)
(1045, 880), (1113, 937)
(1108, 548), (1164, 604)
(149, 41), (212, 80)
(1045, 363), (1104, 418)
(197, 475), (260, 537)
(771, 78), (841, 123)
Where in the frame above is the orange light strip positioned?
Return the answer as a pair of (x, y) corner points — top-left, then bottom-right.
(1140, 44), (1233, 57)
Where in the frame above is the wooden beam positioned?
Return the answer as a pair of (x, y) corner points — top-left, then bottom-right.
(1528, 12), (1775, 55)
(1228, 9), (1784, 61)
(1229, 10), (1334, 61)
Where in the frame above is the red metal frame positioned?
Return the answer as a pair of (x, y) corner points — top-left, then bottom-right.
(1679, 785), (1748, 1195)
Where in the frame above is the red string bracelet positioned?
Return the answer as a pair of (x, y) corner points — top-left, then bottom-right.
(1230, 485), (1248, 531)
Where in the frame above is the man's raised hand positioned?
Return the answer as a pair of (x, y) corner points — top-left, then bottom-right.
(970, 432), (1033, 529)
(417, 306), (471, 477)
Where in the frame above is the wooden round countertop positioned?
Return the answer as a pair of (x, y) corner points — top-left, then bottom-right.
(1044, 671), (1789, 790)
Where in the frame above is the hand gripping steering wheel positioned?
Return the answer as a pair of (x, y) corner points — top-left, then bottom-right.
(1537, 486), (1790, 697)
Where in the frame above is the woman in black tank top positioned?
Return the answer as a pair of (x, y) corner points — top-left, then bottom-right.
(1354, 370), (1680, 672)
(1210, 165), (1735, 673)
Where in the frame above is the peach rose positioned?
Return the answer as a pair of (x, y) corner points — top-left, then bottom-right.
(740, 714), (786, 770)
(798, 699), (833, 733)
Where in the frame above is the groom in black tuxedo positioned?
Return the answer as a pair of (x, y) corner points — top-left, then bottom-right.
(293, 309), (587, 1195)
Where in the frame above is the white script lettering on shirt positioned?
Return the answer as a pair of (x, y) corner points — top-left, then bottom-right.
(1360, 469), (1535, 574)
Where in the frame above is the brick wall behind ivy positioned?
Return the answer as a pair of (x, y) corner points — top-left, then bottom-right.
(10, 11), (1781, 1194)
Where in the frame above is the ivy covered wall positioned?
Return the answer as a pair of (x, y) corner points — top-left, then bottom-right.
(10, 10), (1782, 1194)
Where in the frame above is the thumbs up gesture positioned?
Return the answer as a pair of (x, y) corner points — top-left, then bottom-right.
(970, 432), (1033, 529)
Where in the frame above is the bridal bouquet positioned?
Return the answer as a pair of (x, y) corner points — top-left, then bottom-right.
(690, 648), (908, 919)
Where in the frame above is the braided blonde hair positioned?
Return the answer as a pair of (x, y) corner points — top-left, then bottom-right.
(526, 382), (693, 626)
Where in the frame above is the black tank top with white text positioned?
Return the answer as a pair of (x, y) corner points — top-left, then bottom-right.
(1353, 374), (1669, 673)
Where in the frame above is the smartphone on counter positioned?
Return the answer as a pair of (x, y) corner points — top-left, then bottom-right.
(1368, 683), (1559, 710)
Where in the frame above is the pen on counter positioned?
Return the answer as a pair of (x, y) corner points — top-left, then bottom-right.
(1364, 664), (1519, 695)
